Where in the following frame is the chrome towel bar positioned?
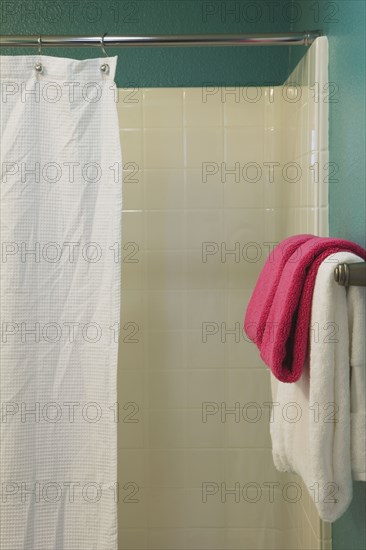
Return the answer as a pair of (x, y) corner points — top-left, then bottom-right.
(334, 262), (366, 287)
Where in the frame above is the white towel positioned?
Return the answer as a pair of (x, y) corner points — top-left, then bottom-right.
(270, 252), (366, 522)
(348, 283), (366, 481)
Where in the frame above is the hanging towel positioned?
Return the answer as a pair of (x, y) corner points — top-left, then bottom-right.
(270, 252), (366, 522)
(244, 236), (366, 382)
(244, 234), (314, 346)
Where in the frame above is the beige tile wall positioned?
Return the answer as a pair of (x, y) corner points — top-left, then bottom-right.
(116, 37), (329, 550)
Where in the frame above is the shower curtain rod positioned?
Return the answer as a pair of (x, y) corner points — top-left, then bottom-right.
(0, 31), (322, 48)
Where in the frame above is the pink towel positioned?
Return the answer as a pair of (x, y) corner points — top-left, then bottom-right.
(244, 235), (314, 345)
(244, 236), (366, 382)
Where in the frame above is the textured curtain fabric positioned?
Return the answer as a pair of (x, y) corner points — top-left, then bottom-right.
(0, 55), (121, 549)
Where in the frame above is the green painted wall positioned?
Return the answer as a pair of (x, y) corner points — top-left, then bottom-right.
(291, 2), (366, 549)
(0, 0), (294, 87)
(290, 0), (366, 250)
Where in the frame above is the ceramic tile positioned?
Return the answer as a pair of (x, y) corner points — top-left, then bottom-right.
(224, 126), (264, 164)
(120, 128), (143, 166)
(118, 88), (143, 128)
(185, 528), (226, 550)
(185, 168), (224, 209)
(144, 128), (184, 169)
(147, 528), (187, 549)
(185, 127), (224, 168)
(116, 36), (329, 550)
(184, 87), (223, 127)
(147, 370), (188, 409)
(224, 88), (265, 127)
(144, 169), (185, 210)
(147, 450), (186, 488)
(118, 529), (147, 550)
(143, 88), (183, 127)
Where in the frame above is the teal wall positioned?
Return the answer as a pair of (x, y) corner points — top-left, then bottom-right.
(290, 0), (366, 250)
(1, 1), (365, 548)
(0, 0), (293, 87)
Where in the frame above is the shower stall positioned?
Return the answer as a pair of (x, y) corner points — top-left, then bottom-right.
(117, 36), (329, 549)
(0, 30), (330, 550)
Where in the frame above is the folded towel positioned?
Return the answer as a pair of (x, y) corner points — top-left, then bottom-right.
(244, 236), (366, 382)
(244, 234), (314, 345)
(270, 252), (366, 522)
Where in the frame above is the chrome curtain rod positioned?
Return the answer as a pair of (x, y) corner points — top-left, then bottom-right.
(0, 31), (322, 48)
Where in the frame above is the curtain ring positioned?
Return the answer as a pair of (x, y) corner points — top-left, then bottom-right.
(35, 35), (43, 73)
(100, 33), (110, 74)
(100, 33), (108, 57)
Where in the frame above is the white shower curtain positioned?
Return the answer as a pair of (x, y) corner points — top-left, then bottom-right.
(0, 55), (121, 549)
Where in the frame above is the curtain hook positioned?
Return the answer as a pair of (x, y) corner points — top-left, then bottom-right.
(35, 35), (43, 73)
(100, 33), (110, 74)
(100, 33), (108, 56)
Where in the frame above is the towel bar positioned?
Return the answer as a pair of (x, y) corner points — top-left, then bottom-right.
(334, 262), (366, 287)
